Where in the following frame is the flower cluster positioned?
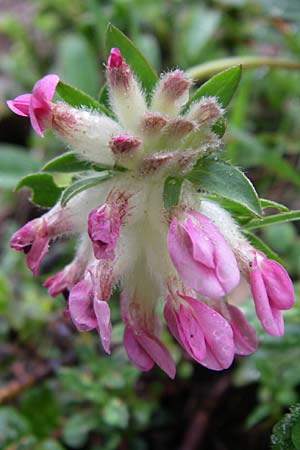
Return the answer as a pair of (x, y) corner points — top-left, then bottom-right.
(7, 48), (294, 378)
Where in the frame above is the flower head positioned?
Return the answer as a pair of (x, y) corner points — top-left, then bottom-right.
(8, 47), (295, 377)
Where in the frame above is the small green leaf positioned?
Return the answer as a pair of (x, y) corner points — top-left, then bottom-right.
(245, 210), (300, 230)
(105, 23), (157, 102)
(212, 117), (227, 137)
(163, 176), (183, 210)
(183, 65), (242, 112)
(42, 152), (115, 173)
(186, 158), (262, 216)
(260, 198), (289, 212)
(98, 84), (109, 107)
(56, 81), (112, 116)
(63, 413), (97, 449)
(242, 230), (285, 265)
(16, 173), (63, 207)
(60, 172), (114, 207)
(102, 397), (129, 429)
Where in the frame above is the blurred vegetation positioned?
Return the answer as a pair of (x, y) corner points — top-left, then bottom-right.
(1, 0), (300, 449)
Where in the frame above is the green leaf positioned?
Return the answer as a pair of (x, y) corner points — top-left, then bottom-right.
(271, 404), (300, 450)
(242, 230), (285, 265)
(63, 413), (97, 449)
(105, 23), (157, 102)
(42, 152), (115, 173)
(102, 397), (129, 429)
(163, 176), (183, 210)
(0, 145), (40, 189)
(260, 198), (289, 212)
(20, 386), (59, 438)
(183, 65), (242, 113)
(98, 84), (109, 107)
(186, 158), (262, 216)
(212, 117), (227, 137)
(245, 211), (300, 230)
(60, 172), (113, 207)
(16, 173), (63, 207)
(199, 194), (259, 223)
(56, 81), (112, 116)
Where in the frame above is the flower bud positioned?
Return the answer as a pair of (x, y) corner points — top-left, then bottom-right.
(186, 96), (224, 127)
(106, 47), (147, 132)
(249, 251), (294, 336)
(151, 70), (191, 116)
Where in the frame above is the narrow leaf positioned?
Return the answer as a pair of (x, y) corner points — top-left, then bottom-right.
(16, 173), (63, 207)
(260, 198), (289, 212)
(183, 65), (242, 113)
(56, 81), (112, 116)
(242, 230), (285, 265)
(105, 23), (157, 101)
(163, 176), (183, 210)
(42, 152), (115, 173)
(61, 172), (113, 207)
(245, 210), (300, 230)
(186, 158), (262, 216)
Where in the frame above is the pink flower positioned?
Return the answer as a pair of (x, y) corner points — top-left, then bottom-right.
(88, 203), (121, 260)
(121, 294), (176, 378)
(167, 210), (240, 298)
(164, 291), (234, 370)
(10, 218), (49, 275)
(7, 74), (59, 137)
(249, 252), (294, 336)
(211, 299), (258, 355)
(69, 262), (113, 353)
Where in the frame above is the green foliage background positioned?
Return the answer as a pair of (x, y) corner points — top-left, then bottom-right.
(1, 1), (300, 449)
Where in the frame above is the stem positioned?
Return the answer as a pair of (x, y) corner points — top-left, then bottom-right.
(186, 56), (300, 81)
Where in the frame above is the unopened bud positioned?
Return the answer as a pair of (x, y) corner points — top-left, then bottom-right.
(151, 70), (191, 116)
(107, 47), (123, 68)
(141, 112), (168, 134)
(163, 117), (194, 139)
(187, 96), (224, 127)
(110, 134), (142, 156)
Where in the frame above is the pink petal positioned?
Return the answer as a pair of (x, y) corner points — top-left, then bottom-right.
(6, 94), (31, 116)
(250, 266), (284, 336)
(69, 280), (97, 332)
(180, 294), (235, 370)
(137, 333), (176, 379)
(88, 204), (120, 259)
(168, 215), (240, 298)
(261, 259), (294, 310)
(33, 74), (60, 103)
(10, 218), (40, 251)
(183, 217), (215, 268)
(108, 48), (123, 68)
(124, 326), (154, 371)
(43, 263), (81, 297)
(26, 235), (49, 276)
(94, 298), (112, 354)
(226, 303), (258, 355)
(164, 296), (206, 362)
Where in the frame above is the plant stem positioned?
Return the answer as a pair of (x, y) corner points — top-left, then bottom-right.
(187, 56), (300, 81)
